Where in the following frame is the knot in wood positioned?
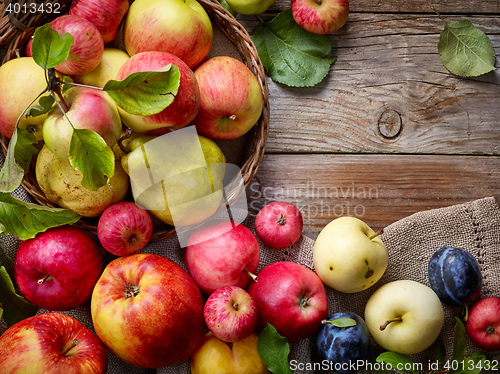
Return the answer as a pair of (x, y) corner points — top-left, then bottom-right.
(378, 109), (402, 139)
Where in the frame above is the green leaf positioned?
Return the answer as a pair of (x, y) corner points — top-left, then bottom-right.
(68, 129), (115, 191)
(0, 128), (38, 193)
(437, 18), (496, 77)
(31, 23), (73, 70)
(453, 351), (487, 374)
(252, 9), (336, 87)
(25, 94), (54, 118)
(323, 317), (357, 328)
(451, 316), (467, 365)
(0, 193), (81, 240)
(376, 351), (417, 374)
(257, 323), (291, 374)
(220, 0), (237, 16)
(103, 64), (180, 116)
(436, 338), (447, 363)
(0, 266), (39, 326)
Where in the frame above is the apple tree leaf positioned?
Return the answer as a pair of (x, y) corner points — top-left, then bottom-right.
(453, 351), (487, 374)
(103, 64), (180, 116)
(451, 316), (467, 367)
(0, 128), (38, 193)
(0, 192), (81, 240)
(25, 94), (55, 118)
(436, 338), (446, 363)
(376, 351), (418, 374)
(31, 23), (73, 70)
(322, 317), (357, 328)
(437, 18), (496, 77)
(0, 266), (39, 326)
(257, 323), (291, 374)
(68, 129), (115, 191)
(252, 9), (336, 87)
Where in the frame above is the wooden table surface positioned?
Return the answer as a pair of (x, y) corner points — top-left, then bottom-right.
(239, 0), (500, 240)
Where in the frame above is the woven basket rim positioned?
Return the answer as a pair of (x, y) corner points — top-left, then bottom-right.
(0, 0), (270, 242)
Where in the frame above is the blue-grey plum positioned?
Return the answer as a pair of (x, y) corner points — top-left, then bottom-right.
(316, 312), (370, 374)
(428, 246), (482, 307)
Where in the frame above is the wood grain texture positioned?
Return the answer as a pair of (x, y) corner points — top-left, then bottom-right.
(252, 154), (500, 240)
(239, 14), (500, 154)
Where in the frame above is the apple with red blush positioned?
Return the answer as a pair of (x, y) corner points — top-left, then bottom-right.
(291, 0), (349, 35)
(255, 201), (303, 248)
(185, 219), (260, 294)
(97, 201), (153, 256)
(14, 225), (103, 311)
(466, 297), (500, 351)
(248, 261), (328, 342)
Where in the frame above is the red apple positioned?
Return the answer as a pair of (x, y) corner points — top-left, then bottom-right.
(291, 0), (349, 35)
(14, 225), (103, 311)
(50, 14), (104, 75)
(97, 201), (153, 256)
(255, 201), (303, 248)
(248, 261), (329, 342)
(204, 285), (259, 342)
(185, 219), (261, 294)
(42, 86), (123, 161)
(0, 312), (108, 374)
(90, 253), (206, 368)
(191, 56), (264, 140)
(69, 0), (130, 44)
(116, 51), (201, 134)
(25, 38), (33, 56)
(466, 297), (500, 351)
(123, 0), (213, 68)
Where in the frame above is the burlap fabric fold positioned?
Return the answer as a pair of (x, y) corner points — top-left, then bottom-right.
(2, 195), (500, 373)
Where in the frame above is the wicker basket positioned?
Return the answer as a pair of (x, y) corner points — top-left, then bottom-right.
(0, 0), (270, 241)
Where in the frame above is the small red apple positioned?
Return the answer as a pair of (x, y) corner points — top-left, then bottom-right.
(204, 285), (259, 342)
(14, 225), (103, 311)
(255, 201), (303, 248)
(465, 297), (500, 351)
(97, 201), (153, 256)
(291, 0), (349, 35)
(0, 312), (108, 374)
(248, 261), (329, 342)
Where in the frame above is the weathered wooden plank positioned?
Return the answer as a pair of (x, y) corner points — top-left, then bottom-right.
(251, 154), (500, 240)
(239, 14), (500, 155)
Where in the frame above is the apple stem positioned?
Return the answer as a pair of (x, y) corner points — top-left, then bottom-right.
(118, 127), (134, 154)
(61, 339), (80, 356)
(37, 274), (51, 284)
(316, 0), (322, 4)
(486, 326), (496, 335)
(232, 302), (239, 311)
(244, 268), (258, 282)
(277, 214), (286, 225)
(379, 316), (403, 331)
(368, 229), (384, 240)
(63, 80), (104, 91)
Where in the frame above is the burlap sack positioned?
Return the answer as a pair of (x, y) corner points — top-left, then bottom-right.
(2, 191), (500, 373)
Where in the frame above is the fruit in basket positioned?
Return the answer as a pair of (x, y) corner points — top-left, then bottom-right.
(0, 312), (108, 374)
(225, 0), (276, 15)
(69, 0), (130, 44)
(91, 253), (206, 368)
(50, 14), (104, 75)
(364, 280), (445, 355)
(42, 86), (122, 161)
(13, 225), (103, 311)
(254, 201), (303, 248)
(291, 0), (349, 35)
(122, 132), (226, 227)
(123, 0), (213, 68)
(316, 312), (370, 373)
(0, 57), (50, 140)
(203, 285), (259, 342)
(428, 246), (482, 307)
(312, 216), (388, 293)
(185, 220), (260, 294)
(465, 297), (500, 351)
(116, 51), (201, 134)
(35, 144), (129, 217)
(74, 47), (130, 88)
(248, 261), (329, 342)
(192, 56), (264, 140)
(97, 201), (153, 256)
(190, 332), (269, 374)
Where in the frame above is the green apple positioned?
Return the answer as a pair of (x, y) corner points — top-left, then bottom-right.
(364, 279), (445, 355)
(312, 216), (388, 293)
(74, 48), (130, 88)
(225, 0), (276, 15)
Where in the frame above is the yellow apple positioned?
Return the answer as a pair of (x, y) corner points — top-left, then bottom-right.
(312, 216), (388, 293)
(190, 332), (269, 374)
(364, 280), (445, 355)
(225, 0), (276, 15)
(74, 48), (130, 88)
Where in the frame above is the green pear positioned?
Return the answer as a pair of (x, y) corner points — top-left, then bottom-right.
(121, 132), (226, 227)
(35, 144), (130, 217)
